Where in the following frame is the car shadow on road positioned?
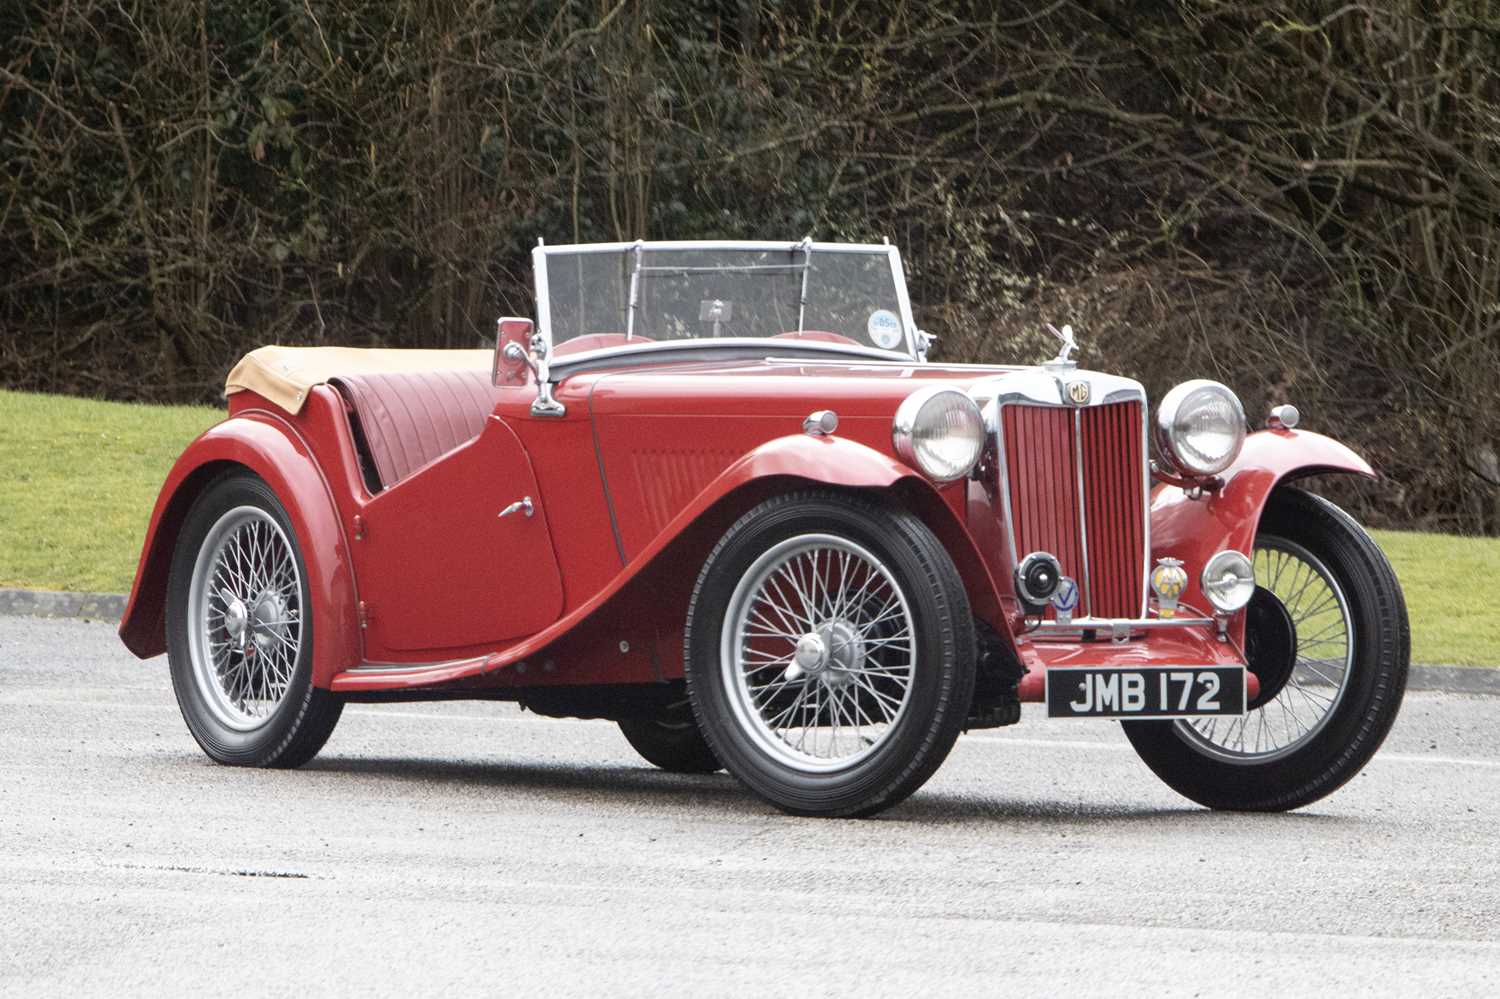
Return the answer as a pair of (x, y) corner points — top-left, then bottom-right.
(305, 754), (755, 811)
(889, 791), (1354, 827)
(304, 754), (1358, 827)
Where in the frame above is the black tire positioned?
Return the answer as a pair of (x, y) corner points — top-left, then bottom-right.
(166, 471), (343, 768)
(618, 715), (722, 774)
(1123, 486), (1409, 810)
(684, 490), (976, 817)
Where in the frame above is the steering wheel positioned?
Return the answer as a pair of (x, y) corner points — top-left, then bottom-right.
(553, 333), (657, 357)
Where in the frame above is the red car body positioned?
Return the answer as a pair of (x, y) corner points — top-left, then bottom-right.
(119, 239), (1401, 817)
(119, 358), (1369, 697)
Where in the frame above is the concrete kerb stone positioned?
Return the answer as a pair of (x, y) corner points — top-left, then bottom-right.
(1, 588), (127, 622)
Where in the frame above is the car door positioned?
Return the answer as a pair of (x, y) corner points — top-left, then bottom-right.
(352, 416), (565, 656)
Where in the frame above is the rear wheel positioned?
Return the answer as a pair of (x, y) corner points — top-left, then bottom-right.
(618, 713), (722, 774)
(685, 491), (975, 817)
(166, 472), (343, 767)
(1123, 487), (1408, 810)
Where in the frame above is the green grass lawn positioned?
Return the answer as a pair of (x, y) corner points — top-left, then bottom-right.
(1, 387), (1497, 665)
(1368, 529), (1499, 667)
(0, 389), (220, 593)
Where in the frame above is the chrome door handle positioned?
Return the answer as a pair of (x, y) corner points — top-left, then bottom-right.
(498, 496), (534, 519)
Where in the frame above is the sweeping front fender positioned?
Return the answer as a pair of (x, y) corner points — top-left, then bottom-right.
(1150, 428), (1375, 619)
(118, 414), (361, 687)
(661, 432), (1004, 632)
(713, 431), (918, 490)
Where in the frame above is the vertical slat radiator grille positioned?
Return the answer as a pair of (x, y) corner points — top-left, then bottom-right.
(1001, 400), (1146, 619)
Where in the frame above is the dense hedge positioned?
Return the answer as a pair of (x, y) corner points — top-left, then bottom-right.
(3, 2), (1498, 531)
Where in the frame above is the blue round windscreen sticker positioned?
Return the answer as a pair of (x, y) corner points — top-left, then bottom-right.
(867, 309), (903, 349)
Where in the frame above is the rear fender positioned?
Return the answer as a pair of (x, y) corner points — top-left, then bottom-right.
(119, 414), (361, 687)
(1150, 428), (1375, 632)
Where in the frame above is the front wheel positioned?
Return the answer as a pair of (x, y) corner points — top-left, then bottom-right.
(166, 472), (343, 768)
(685, 491), (976, 818)
(1123, 486), (1409, 810)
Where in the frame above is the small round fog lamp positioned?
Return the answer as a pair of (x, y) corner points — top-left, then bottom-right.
(1202, 550), (1255, 613)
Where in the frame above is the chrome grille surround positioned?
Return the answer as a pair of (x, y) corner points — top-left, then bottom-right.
(970, 368), (1153, 628)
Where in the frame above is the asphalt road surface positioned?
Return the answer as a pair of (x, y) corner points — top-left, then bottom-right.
(2, 616), (1498, 997)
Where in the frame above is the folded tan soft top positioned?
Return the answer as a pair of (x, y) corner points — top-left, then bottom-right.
(225, 345), (492, 414)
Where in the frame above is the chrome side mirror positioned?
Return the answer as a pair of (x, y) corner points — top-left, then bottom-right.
(492, 316), (565, 418)
(494, 317), (533, 387)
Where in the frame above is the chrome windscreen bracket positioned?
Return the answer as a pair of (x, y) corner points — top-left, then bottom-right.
(795, 236), (813, 333)
(625, 239), (645, 341)
(503, 333), (567, 417)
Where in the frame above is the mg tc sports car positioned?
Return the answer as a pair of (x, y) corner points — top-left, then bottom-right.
(119, 239), (1410, 817)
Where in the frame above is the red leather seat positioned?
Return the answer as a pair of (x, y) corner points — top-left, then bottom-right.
(332, 370), (501, 489)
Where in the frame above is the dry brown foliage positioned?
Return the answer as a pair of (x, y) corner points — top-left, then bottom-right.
(2, 2), (1497, 530)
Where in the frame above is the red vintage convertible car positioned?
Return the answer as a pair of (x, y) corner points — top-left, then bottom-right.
(120, 240), (1408, 817)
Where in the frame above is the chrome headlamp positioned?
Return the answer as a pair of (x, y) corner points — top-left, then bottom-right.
(1155, 379), (1247, 477)
(892, 387), (985, 483)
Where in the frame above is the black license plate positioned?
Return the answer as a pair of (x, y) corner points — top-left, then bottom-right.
(1045, 666), (1247, 719)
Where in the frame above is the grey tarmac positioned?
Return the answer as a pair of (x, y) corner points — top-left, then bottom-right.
(1, 616), (1497, 997)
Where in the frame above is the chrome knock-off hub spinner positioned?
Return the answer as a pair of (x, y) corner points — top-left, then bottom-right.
(787, 621), (864, 688)
(222, 597), (249, 642)
(793, 633), (829, 674)
(815, 620), (864, 688)
(250, 591), (291, 653)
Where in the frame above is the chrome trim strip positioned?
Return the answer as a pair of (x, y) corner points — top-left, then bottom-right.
(773, 359), (1028, 373)
(1033, 616), (1216, 634)
(531, 242), (551, 344)
(588, 376), (628, 565)
(546, 338), (912, 379)
(886, 244), (919, 357)
(537, 239), (898, 254)
(796, 236), (812, 334)
(637, 263), (807, 274)
(976, 368), (1148, 410)
(1073, 406), (1093, 619)
(625, 239), (644, 340)
(346, 655), (490, 675)
(1140, 394), (1153, 618)
(989, 398), (1020, 569)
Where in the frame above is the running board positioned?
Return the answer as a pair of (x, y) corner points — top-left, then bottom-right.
(332, 655), (496, 692)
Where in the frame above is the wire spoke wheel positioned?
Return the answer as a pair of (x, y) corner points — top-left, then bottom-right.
(721, 534), (917, 773)
(186, 505), (303, 731)
(1122, 487), (1406, 811)
(1177, 536), (1353, 763)
(688, 492), (974, 816)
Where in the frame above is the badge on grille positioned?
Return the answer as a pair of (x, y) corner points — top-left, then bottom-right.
(1150, 557), (1189, 619)
(1066, 380), (1090, 405)
(1051, 576), (1079, 625)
